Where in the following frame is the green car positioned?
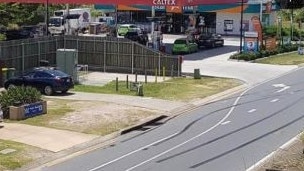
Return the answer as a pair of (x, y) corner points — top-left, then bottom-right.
(172, 38), (198, 55)
(117, 24), (141, 37)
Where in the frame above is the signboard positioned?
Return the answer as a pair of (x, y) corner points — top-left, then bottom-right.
(24, 102), (44, 118)
(251, 16), (263, 43)
(265, 37), (277, 50)
(224, 20), (233, 32)
(244, 37), (258, 52)
(283, 36), (291, 45)
(244, 31), (258, 38)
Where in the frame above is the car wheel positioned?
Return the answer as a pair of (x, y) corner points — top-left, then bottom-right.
(212, 43), (216, 48)
(44, 85), (53, 96)
(7, 83), (16, 90)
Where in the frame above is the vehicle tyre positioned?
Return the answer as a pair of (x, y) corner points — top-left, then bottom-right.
(212, 43), (216, 48)
(44, 85), (53, 96)
(7, 83), (16, 90)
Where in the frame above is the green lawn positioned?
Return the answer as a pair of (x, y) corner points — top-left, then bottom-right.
(74, 77), (242, 102)
(0, 139), (47, 170)
(255, 52), (304, 65)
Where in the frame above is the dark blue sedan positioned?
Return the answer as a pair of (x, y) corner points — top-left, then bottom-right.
(4, 68), (74, 96)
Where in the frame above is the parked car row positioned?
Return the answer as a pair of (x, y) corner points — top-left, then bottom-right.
(0, 25), (44, 41)
(172, 33), (224, 55)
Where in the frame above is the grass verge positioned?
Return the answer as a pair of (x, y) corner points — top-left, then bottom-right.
(255, 52), (304, 65)
(74, 77), (242, 101)
(0, 139), (51, 171)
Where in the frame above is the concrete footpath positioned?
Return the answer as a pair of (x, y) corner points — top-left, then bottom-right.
(0, 35), (300, 170)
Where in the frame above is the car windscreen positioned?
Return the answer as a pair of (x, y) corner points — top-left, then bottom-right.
(44, 69), (69, 77)
(174, 39), (186, 44)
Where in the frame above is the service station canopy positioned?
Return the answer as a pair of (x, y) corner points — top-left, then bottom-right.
(0, 0), (248, 6)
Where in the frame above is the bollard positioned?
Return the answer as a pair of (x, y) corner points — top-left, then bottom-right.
(137, 83), (144, 96)
(145, 71), (147, 84)
(163, 66), (166, 81)
(126, 75), (129, 88)
(155, 68), (158, 83)
(135, 73), (138, 82)
(116, 77), (118, 91)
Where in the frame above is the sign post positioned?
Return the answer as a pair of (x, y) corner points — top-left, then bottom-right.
(244, 31), (259, 52)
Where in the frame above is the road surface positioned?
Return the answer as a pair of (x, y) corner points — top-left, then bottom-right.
(40, 67), (304, 170)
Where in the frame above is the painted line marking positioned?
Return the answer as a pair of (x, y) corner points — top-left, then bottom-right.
(248, 109), (256, 113)
(272, 84), (290, 93)
(88, 132), (179, 171)
(270, 99), (279, 103)
(276, 86), (290, 93)
(221, 121), (231, 125)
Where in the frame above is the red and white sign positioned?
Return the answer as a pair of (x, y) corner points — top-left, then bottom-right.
(153, 0), (176, 5)
(0, 0), (248, 6)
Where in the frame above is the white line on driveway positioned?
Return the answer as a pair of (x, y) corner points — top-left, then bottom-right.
(221, 121), (231, 125)
(270, 99), (279, 103)
(248, 109), (256, 113)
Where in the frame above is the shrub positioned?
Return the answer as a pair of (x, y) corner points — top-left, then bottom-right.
(0, 86), (42, 118)
(0, 34), (6, 41)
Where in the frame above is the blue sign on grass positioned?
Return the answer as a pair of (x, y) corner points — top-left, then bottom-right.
(24, 103), (43, 118)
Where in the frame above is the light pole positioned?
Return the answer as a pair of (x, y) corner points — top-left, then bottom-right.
(278, 16), (283, 46)
(46, 0), (49, 36)
(290, 0), (294, 42)
(239, 0), (244, 53)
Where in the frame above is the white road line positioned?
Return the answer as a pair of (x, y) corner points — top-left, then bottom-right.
(221, 121), (231, 125)
(270, 99), (279, 103)
(248, 109), (256, 113)
(272, 84), (290, 93)
(125, 89), (250, 171)
(88, 132), (179, 171)
(276, 86), (290, 93)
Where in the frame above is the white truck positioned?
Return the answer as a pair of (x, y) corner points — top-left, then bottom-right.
(48, 8), (91, 35)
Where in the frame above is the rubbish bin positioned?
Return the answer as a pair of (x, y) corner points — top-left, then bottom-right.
(137, 83), (144, 96)
(298, 47), (304, 55)
(7, 68), (15, 79)
(2, 68), (8, 84)
(194, 69), (201, 79)
(40, 60), (49, 67)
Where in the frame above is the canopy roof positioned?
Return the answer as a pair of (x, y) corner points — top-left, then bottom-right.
(0, 0), (248, 6)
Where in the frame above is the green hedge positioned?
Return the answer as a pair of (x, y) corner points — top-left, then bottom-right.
(230, 44), (300, 61)
(0, 86), (42, 119)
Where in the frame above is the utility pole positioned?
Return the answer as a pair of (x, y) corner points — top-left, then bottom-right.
(260, 0), (263, 25)
(290, 0), (294, 42)
(66, 4), (70, 35)
(239, 0), (244, 54)
(45, 0), (49, 36)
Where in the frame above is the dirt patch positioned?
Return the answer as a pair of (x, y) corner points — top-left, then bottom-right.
(48, 100), (162, 135)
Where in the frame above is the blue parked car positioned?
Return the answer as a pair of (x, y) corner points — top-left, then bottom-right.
(4, 67), (74, 96)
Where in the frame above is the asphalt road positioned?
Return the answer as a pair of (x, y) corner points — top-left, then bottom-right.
(40, 66), (304, 170)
